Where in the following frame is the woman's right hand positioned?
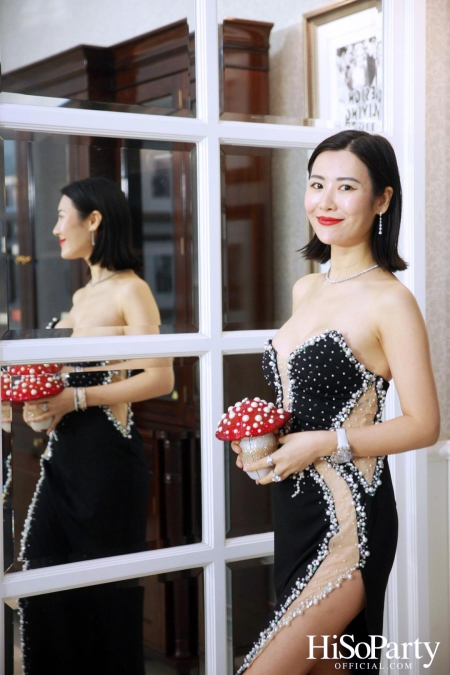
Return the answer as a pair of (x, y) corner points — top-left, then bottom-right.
(231, 440), (244, 469)
(2, 400), (12, 423)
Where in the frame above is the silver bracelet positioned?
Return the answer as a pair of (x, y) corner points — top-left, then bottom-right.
(330, 428), (353, 464)
(73, 388), (79, 412)
(76, 387), (87, 411)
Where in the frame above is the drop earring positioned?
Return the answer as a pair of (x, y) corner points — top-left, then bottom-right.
(378, 212), (383, 235)
(91, 230), (95, 246)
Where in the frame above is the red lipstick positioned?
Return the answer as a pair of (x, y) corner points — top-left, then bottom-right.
(317, 217), (344, 226)
(59, 239), (66, 246)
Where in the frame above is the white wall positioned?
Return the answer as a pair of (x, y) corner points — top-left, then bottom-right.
(426, 1), (450, 671)
(0, 0), (196, 73)
(218, 0), (329, 31)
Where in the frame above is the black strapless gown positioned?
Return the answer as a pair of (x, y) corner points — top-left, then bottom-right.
(237, 330), (398, 674)
(18, 369), (149, 675)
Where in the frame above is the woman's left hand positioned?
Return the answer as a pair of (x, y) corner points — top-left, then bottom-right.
(243, 429), (332, 485)
(24, 388), (76, 434)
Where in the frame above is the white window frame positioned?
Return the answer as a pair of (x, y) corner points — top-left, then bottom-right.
(0, 1), (428, 673)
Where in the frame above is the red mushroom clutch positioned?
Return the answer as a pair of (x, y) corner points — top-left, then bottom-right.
(216, 397), (291, 480)
(11, 371), (64, 432)
(1, 372), (12, 433)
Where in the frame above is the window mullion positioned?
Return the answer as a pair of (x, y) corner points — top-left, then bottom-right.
(0, 334), (212, 365)
(0, 543), (214, 600)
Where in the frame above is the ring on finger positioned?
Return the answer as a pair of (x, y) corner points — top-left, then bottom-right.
(266, 454), (274, 467)
(272, 470), (282, 483)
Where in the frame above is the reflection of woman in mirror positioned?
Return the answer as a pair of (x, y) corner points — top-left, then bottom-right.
(51, 175), (159, 336)
(18, 177), (174, 675)
(231, 131), (439, 673)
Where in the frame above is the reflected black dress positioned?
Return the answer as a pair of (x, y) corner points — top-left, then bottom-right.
(18, 368), (149, 675)
(238, 330), (398, 674)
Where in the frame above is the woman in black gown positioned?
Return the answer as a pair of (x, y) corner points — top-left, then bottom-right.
(232, 131), (439, 674)
(18, 177), (174, 675)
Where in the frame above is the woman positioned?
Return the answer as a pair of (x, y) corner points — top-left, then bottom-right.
(232, 130), (439, 674)
(19, 177), (174, 675)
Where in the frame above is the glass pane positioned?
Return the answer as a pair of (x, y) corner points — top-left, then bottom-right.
(224, 354), (274, 538)
(2, 357), (201, 572)
(4, 568), (204, 675)
(218, 0), (383, 129)
(227, 557), (274, 675)
(0, 1), (196, 116)
(0, 132), (198, 338)
(221, 145), (311, 330)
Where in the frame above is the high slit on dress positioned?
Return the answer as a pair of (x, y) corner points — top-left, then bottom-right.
(237, 329), (398, 674)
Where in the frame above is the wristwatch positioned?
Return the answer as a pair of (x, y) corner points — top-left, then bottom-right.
(330, 428), (353, 464)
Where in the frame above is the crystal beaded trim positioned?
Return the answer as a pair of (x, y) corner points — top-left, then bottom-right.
(18, 598), (28, 674)
(2, 452), (12, 501)
(264, 340), (299, 494)
(102, 404), (134, 439)
(236, 465), (340, 673)
(237, 566), (359, 675)
(291, 470), (305, 498)
(237, 460), (371, 674)
(327, 464), (370, 564)
(18, 433), (55, 570)
(264, 340), (284, 410)
(342, 456), (384, 496)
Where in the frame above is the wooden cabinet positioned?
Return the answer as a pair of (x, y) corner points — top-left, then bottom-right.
(220, 18), (273, 117)
(2, 19), (193, 111)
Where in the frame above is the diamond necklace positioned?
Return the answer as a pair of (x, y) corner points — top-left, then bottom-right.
(325, 264), (379, 284)
(86, 270), (122, 287)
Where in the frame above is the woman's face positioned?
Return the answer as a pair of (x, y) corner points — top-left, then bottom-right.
(304, 150), (382, 249)
(53, 195), (92, 260)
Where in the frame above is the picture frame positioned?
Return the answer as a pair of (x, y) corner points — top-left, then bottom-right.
(304, 0), (383, 131)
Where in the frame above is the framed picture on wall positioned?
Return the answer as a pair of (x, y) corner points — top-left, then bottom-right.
(304, 0), (382, 131)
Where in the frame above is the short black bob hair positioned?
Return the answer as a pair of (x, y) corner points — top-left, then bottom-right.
(301, 129), (407, 272)
(61, 176), (141, 271)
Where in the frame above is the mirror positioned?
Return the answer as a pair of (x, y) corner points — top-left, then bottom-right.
(221, 145), (312, 330)
(2, 357), (201, 572)
(1, 132), (198, 338)
(227, 557), (275, 674)
(0, 0), (196, 116)
(4, 568), (204, 674)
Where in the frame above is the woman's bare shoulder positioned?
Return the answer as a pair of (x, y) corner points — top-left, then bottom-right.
(374, 274), (418, 310)
(292, 273), (323, 312)
(115, 272), (161, 323)
(292, 273), (323, 307)
(116, 272), (151, 292)
(71, 286), (85, 305)
(372, 274), (425, 339)
(293, 272), (322, 298)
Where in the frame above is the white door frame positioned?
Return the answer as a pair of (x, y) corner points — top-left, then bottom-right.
(0, 1), (428, 673)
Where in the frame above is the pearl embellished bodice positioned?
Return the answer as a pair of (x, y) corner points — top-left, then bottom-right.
(262, 329), (389, 433)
